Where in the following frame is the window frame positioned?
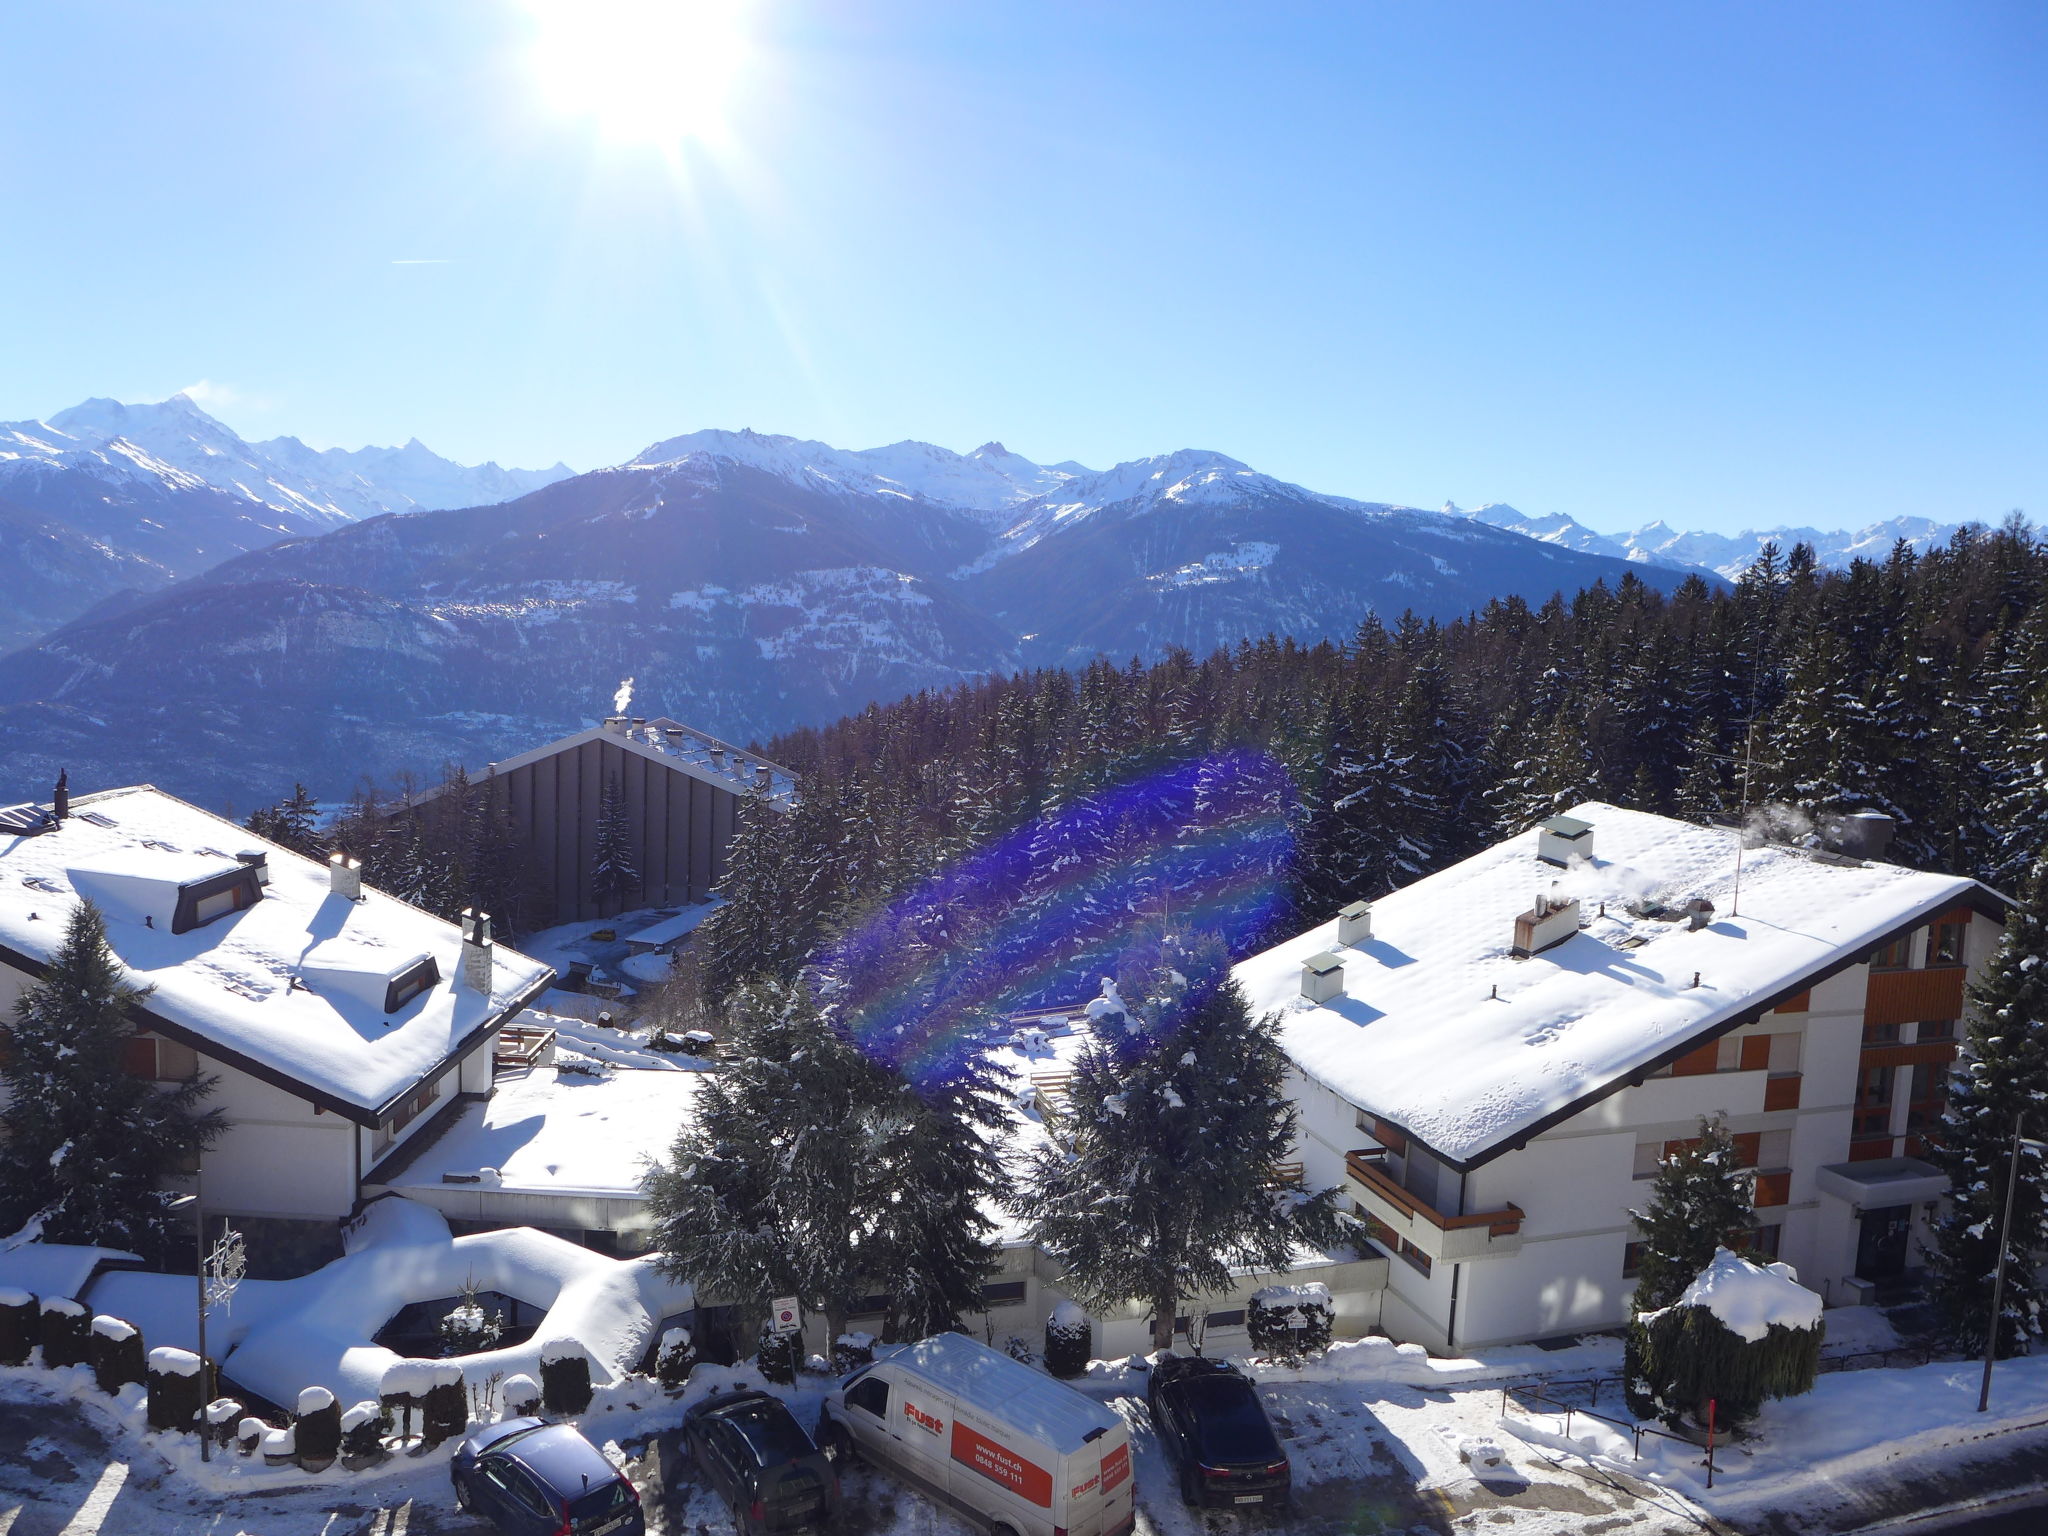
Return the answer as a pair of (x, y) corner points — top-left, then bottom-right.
(171, 867), (262, 934)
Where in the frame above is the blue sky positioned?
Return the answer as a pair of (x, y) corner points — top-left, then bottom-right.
(2, 1), (2041, 533)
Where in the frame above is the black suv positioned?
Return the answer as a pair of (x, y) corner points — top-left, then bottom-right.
(680, 1388), (841, 1534)
(1146, 1355), (1291, 1509)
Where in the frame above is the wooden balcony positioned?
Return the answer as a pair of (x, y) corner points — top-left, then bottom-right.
(1346, 1150), (1525, 1264)
(1865, 967), (1966, 1029)
(494, 1024), (556, 1074)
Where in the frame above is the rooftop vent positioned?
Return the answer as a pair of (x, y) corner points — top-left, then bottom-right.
(603, 716), (630, 737)
(755, 764), (773, 790)
(235, 849), (271, 886)
(328, 852), (362, 902)
(1300, 951), (1345, 1004)
(709, 746), (726, 769)
(1337, 900), (1373, 946)
(1537, 815), (1594, 868)
(1820, 810), (1895, 862)
(1684, 896), (1715, 931)
(1512, 892), (1582, 958)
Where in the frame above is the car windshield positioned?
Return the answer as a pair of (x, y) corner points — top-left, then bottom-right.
(1180, 1379), (1279, 1461)
(569, 1477), (634, 1520)
(723, 1401), (817, 1464)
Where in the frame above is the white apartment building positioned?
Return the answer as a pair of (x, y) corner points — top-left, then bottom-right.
(1236, 803), (2006, 1352)
(0, 784), (555, 1271)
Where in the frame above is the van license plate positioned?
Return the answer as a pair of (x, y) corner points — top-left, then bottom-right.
(1234, 1494), (1264, 1504)
(592, 1516), (631, 1535)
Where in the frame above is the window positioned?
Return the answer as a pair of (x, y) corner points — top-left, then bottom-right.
(121, 1036), (158, 1080)
(1870, 936), (1912, 971)
(1202, 1309), (1247, 1330)
(1359, 1211), (1400, 1251)
(846, 1376), (889, 1419)
(1632, 1141), (1663, 1180)
(1917, 1017), (1956, 1042)
(383, 956), (440, 1013)
(1928, 919), (1967, 967)
(1907, 1072), (1951, 1133)
(384, 1076), (442, 1141)
(1397, 1239), (1432, 1276)
(1854, 1064), (1896, 1138)
(172, 867), (262, 934)
(1757, 1129), (1793, 1169)
(1863, 1019), (1901, 1046)
(1731, 1224), (1784, 1260)
(1623, 1240), (1645, 1278)
(980, 1281), (1027, 1307)
(1767, 1033), (1803, 1074)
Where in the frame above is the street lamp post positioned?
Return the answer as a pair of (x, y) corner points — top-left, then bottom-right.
(1978, 1115), (2046, 1413)
(168, 1173), (243, 1461)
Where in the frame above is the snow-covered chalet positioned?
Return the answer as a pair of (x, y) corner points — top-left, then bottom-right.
(0, 784), (556, 1272)
(1238, 802), (2008, 1352)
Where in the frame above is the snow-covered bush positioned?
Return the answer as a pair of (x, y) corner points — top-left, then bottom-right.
(146, 1346), (204, 1431)
(1249, 1283), (1334, 1366)
(755, 1325), (800, 1385)
(0, 1287), (34, 1366)
(438, 1278), (505, 1354)
(656, 1327), (696, 1392)
(261, 1422), (298, 1466)
(340, 1401), (387, 1468)
(206, 1398), (243, 1452)
(90, 1315), (144, 1395)
(1003, 1334), (1038, 1366)
(540, 1339), (594, 1415)
(421, 1361), (467, 1444)
(380, 1359), (431, 1440)
(501, 1373), (541, 1418)
(1044, 1302), (1091, 1379)
(235, 1417), (268, 1458)
(832, 1331), (875, 1374)
(1631, 1247), (1824, 1432)
(295, 1386), (342, 1471)
(38, 1295), (89, 1369)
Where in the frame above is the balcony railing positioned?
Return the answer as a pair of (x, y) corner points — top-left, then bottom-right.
(494, 1024), (555, 1074)
(1346, 1149), (1525, 1264)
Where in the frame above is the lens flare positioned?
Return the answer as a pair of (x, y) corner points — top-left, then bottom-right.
(527, 0), (748, 145)
(820, 750), (1299, 1088)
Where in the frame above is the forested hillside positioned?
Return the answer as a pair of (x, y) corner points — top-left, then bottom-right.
(692, 521), (2046, 1024)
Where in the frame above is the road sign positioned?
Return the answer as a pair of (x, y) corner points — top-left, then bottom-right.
(769, 1297), (801, 1335)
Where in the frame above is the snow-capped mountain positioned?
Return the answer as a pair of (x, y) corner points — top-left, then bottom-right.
(0, 433), (1699, 806)
(0, 393), (575, 652)
(1447, 502), (1979, 582)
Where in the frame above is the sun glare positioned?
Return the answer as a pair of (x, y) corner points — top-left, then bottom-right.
(528, 0), (748, 145)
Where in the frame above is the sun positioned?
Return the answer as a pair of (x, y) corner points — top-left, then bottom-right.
(526, 0), (749, 146)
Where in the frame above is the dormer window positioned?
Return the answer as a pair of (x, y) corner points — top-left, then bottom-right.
(175, 867), (263, 932)
(385, 956), (441, 1013)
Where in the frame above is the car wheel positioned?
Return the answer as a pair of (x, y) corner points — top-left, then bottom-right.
(1180, 1462), (1201, 1506)
(819, 1418), (857, 1468)
(452, 1473), (471, 1511)
(991, 1524), (1022, 1536)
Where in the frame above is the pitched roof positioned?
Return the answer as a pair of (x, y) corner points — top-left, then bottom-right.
(1234, 802), (1998, 1168)
(0, 785), (554, 1122)
(461, 717), (797, 806)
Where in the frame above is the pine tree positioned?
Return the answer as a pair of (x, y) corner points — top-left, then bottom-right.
(245, 783), (322, 859)
(589, 774), (639, 916)
(0, 902), (223, 1254)
(1013, 934), (1343, 1351)
(1624, 1115), (1755, 1418)
(1926, 871), (2048, 1356)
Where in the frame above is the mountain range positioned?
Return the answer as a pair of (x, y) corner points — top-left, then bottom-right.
(0, 397), (1997, 811)
(0, 394), (571, 650)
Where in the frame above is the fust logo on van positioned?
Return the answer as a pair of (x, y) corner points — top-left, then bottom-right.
(902, 1400), (943, 1435)
(1071, 1473), (1100, 1500)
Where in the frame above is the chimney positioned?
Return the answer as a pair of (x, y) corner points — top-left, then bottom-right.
(1684, 896), (1716, 931)
(461, 908), (494, 993)
(236, 849), (271, 886)
(1822, 810), (1895, 862)
(51, 769), (69, 824)
(1512, 892), (1582, 958)
(1300, 951), (1345, 1004)
(603, 716), (629, 737)
(755, 764), (773, 791)
(663, 727), (685, 749)
(1336, 900), (1373, 946)
(1537, 815), (1594, 868)
(709, 746), (726, 770)
(328, 852), (362, 901)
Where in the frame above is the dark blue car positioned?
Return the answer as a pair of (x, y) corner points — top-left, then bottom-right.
(452, 1418), (645, 1536)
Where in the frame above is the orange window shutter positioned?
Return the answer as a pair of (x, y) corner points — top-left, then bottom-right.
(1732, 1132), (1763, 1167)
(1739, 1036), (1772, 1072)
(1774, 990), (1812, 1014)
(1671, 1041), (1721, 1076)
(1754, 1171), (1791, 1207)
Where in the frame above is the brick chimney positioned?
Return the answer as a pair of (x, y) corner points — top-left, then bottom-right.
(328, 852), (362, 901)
(1337, 900), (1373, 946)
(1301, 951), (1345, 1004)
(461, 908), (494, 994)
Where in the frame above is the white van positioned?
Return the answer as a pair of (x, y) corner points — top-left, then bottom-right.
(819, 1334), (1135, 1536)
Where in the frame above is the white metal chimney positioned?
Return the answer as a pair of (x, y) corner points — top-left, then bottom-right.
(1537, 815), (1594, 868)
(1337, 900), (1373, 946)
(461, 908), (494, 993)
(603, 716), (629, 737)
(755, 764), (773, 791)
(1301, 951), (1345, 1004)
(328, 852), (362, 901)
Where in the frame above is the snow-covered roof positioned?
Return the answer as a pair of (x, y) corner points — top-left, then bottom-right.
(622, 903), (720, 948)
(1237, 802), (1994, 1167)
(892, 1332), (1122, 1453)
(474, 717), (797, 806)
(0, 1239), (140, 1301)
(0, 785), (554, 1121)
(374, 1065), (706, 1199)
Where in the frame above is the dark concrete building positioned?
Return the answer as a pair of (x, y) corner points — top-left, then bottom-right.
(478, 716), (795, 925)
